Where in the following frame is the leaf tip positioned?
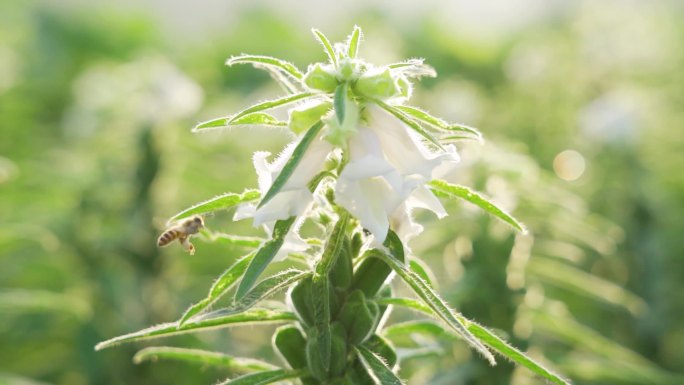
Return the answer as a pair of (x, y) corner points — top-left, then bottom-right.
(94, 341), (108, 351)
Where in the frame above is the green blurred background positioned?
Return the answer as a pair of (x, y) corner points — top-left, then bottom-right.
(1, 1), (683, 384)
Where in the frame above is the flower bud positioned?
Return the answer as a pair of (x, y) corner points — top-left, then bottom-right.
(273, 325), (308, 369)
(289, 277), (315, 327)
(329, 322), (349, 377)
(338, 58), (356, 81)
(329, 237), (353, 291)
(338, 290), (376, 344)
(304, 63), (338, 92)
(354, 68), (399, 99)
(289, 101), (332, 134)
(306, 328), (328, 381)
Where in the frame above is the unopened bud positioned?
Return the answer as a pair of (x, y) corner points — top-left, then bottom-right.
(354, 68), (399, 99)
(304, 64), (338, 92)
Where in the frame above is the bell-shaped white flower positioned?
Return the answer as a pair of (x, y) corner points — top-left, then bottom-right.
(336, 106), (458, 244)
(233, 134), (332, 262)
(234, 134), (333, 227)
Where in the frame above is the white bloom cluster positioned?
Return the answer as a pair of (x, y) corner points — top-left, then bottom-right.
(236, 105), (458, 247)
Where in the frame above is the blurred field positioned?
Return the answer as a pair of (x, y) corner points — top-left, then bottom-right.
(1, 1), (683, 384)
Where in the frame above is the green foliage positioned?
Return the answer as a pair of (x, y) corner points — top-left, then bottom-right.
(95, 309), (296, 350)
(429, 179), (527, 233)
(132, 347), (277, 372)
(235, 217), (297, 299)
(169, 190), (260, 222)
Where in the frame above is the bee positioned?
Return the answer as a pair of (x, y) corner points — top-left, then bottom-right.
(157, 216), (204, 255)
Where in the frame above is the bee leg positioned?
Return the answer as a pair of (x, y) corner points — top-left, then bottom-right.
(179, 236), (195, 255)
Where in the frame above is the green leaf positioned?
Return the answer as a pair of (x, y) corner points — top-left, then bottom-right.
(395, 105), (483, 142)
(382, 320), (451, 346)
(354, 346), (404, 385)
(378, 300), (571, 385)
(226, 55), (304, 80)
(0, 289), (90, 319)
(528, 258), (647, 315)
(169, 189), (260, 223)
(312, 277), (331, 371)
(235, 269), (309, 311)
(347, 26), (363, 58)
(133, 347), (278, 373)
(256, 121), (325, 209)
(193, 92), (316, 131)
(532, 309), (657, 369)
(373, 99), (446, 151)
(428, 180), (527, 233)
(95, 309), (295, 350)
(374, 297), (432, 315)
(231, 113), (288, 127)
(235, 217), (297, 299)
(218, 369), (304, 385)
(388, 59), (436, 78)
(440, 134), (483, 143)
(310, 213), (350, 371)
(192, 113), (287, 130)
(409, 258), (438, 291)
(333, 84), (347, 125)
(179, 253), (255, 326)
(259, 66), (302, 94)
(370, 240), (496, 365)
(314, 212), (350, 279)
(312, 29), (338, 67)
(202, 232), (264, 248)
(467, 321), (571, 385)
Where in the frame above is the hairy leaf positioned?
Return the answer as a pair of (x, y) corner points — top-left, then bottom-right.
(179, 254), (255, 326)
(236, 269), (309, 311)
(169, 189), (260, 223)
(388, 59), (436, 78)
(409, 258), (438, 291)
(429, 180), (527, 233)
(371, 238), (496, 365)
(379, 300), (570, 385)
(218, 369), (304, 385)
(95, 309), (295, 350)
(203, 233), (264, 248)
(382, 320), (451, 346)
(373, 99), (445, 151)
(374, 297), (432, 315)
(133, 347), (277, 373)
(468, 321), (571, 385)
(312, 29), (337, 67)
(395, 105), (483, 142)
(355, 346), (404, 385)
(347, 25), (363, 59)
(226, 55), (304, 80)
(193, 92), (316, 131)
(235, 217), (296, 299)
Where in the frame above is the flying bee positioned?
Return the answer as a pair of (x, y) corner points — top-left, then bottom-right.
(157, 216), (204, 255)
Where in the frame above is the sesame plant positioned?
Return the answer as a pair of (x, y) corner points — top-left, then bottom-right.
(96, 27), (570, 385)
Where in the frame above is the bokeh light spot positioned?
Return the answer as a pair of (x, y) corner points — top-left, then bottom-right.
(553, 150), (586, 181)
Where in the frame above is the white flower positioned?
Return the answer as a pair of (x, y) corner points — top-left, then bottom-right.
(235, 134), (333, 227)
(233, 133), (332, 261)
(335, 106), (459, 244)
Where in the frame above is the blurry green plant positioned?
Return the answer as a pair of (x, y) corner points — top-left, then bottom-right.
(96, 27), (569, 385)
